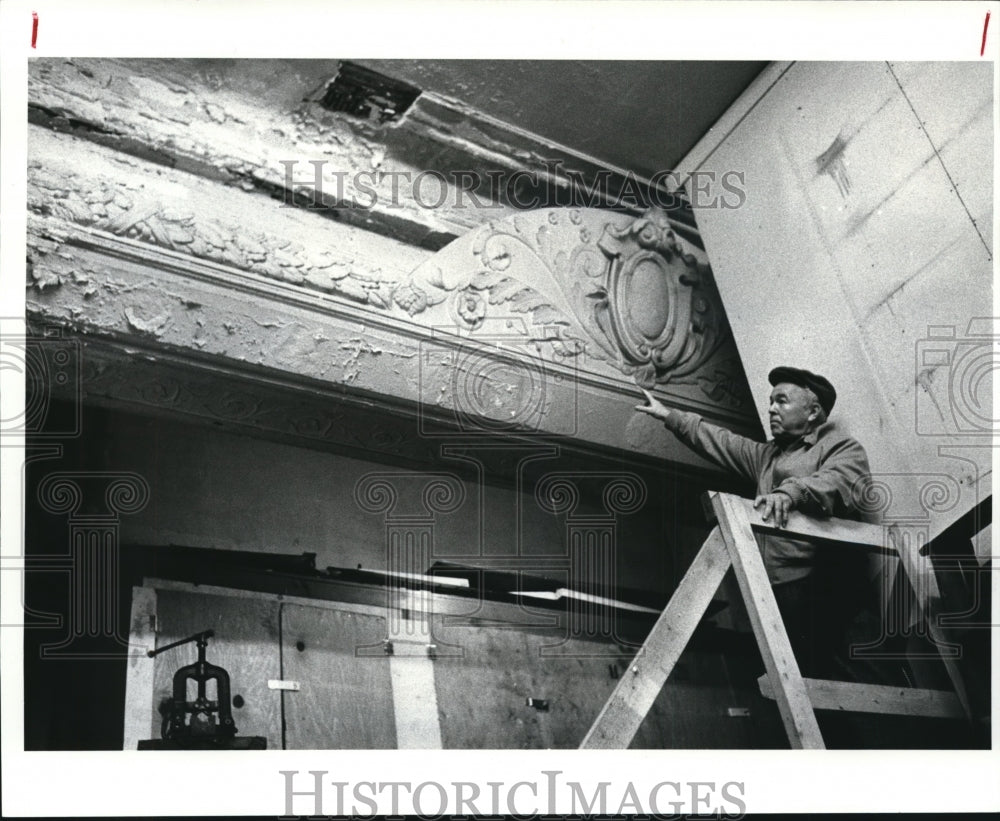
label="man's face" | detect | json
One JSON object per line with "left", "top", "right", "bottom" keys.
{"left": 768, "top": 382, "right": 817, "bottom": 441}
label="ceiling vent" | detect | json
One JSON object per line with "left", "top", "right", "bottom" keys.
{"left": 317, "top": 62, "right": 421, "bottom": 124}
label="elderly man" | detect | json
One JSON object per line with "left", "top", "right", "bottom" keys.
{"left": 636, "top": 366, "right": 872, "bottom": 679}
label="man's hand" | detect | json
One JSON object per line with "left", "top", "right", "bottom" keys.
{"left": 753, "top": 491, "right": 794, "bottom": 528}
{"left": 635, "top": 388, "right": 672, "bottom": 422}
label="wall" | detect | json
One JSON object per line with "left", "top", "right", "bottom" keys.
{"left": 26, "top": 58, "right": 763, "bottom": 466}
{"left": 24, "top": 402, "right": 733, "bottom": 751}
{"left": 22, "top": 58, "right": 764, "bottom": 751}
{"left": 28, "top": 402, "right": 713, "bottom": 603}
{"left": 126, "top": 581, "right": 792, "bottom": 752}
{"left": 688, "top": 61, "right": 994, "bottom": 538}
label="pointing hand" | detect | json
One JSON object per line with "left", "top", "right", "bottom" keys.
{"left": 635, "top": 388, "right": 670, "bottom": 421}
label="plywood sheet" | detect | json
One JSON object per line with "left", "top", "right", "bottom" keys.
{"left": 432, "top": 618, "right": 545, "bottom": 749}
{"left": 281, "top": 604, "right": 396, "bottom": 749}
{"left": 521, "top": 635, "right": 633, "bottom": 749}
{"left": 435, "top": 618, "right": 781, "bottom": 749}
{"left": 632, "top": 652, "right": 759, "bottom": 749}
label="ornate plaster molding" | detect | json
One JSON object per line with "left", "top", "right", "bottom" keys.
{"left": 27, "top": 127, "right": 428, "bottom": 310}
{"left": 403, "top": 207, "right": 749, "bottom": 400}
{"left": 27, "top": 131, "right": 754, "bottom": 419}
{"left": 27, "top": 125, "right": 756, "bottom": 430}
{"left": 34, "top": 330, "right": 739, "bottom": 513}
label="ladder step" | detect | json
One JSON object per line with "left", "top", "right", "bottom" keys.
{"left": 756, "top": 674, "right": 963, "bottom": 719}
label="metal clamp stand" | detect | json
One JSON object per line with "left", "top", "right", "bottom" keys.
{"left": 147, "top": 629, "right": 237, "bottom": 741}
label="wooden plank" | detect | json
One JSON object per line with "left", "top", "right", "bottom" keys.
{"left": 388, "top": 608, "right": 443, "bottom": 750}
{"left": 710, "top": 492, "right": 825, "bottom": 749}
{"left": 888, "top": 526, "right": 973, "bottom": 720}
{"left": 143, "top": 576, "right": 643, "bottom": 637}
{"left": 389, "top": 655, "right": 442, "bottom": 749}
{"left": 757, "top": 674, "right": 964, "bottom": 719}
{"left": 705, "top": 493, "right": 890, "bottom": 551}
{"left": 386, "top": 594, "right": 443, "bottom": 748}
{"left": 123, "top": 586, "right": 157, "bottom": 750}
{"left": 144, "top": 577, "right": 389, "bottom": 617}
{"left": 281, "top": 604, "right": 396, "bottom": 749}
{"left": 579, "top": 527, "right": 731, "bottom": 749}
{"left": 888, "top": 524, "right": 942, "bottom": 602}
{"left": 153, "top": 590, "right": 282, "bottom": 750}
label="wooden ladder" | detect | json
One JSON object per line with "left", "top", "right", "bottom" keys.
{"left": 580, "top": 491, "right": 972, "bottom": 749}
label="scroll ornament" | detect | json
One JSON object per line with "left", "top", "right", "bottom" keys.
{"left": 404, "top": 207, "right": 734, "bottom": 392}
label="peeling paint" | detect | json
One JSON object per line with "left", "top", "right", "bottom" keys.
{"left": 124, "top": 306, "right": 170, "bottom": 336}
{"left": 101, "top": 277, "right": 144, "bottom": 295}
{"left": 29, "top": 58, "right": 487, "bottom": 252}
{"left": 30, "top": 268, "right": 63, "bottom": 290}
{"left": 27, "top": 119, "right": 432, "bottom": 307}
{"left": 203, "top": 102, "right": 227, "bottom": 124}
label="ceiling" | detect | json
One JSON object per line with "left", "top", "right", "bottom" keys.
{"left": 358, "top": 60, "right": 768, "bottom": 177}
{"left": 169, "top": 59, "right": 766, "bottom": 180}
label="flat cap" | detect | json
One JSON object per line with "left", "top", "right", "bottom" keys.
{"left": 768, "top": 366, "right": 837, "bottom": 415}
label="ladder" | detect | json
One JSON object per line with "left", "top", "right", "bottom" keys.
{"left": 580, "top": 491, "right": 973, "bottom": 749}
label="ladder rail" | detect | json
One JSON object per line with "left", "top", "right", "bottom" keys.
{"left": 704, "top": 494, "right": 888, "bottom": 551}
{"left": 709, "top": 491, "right": 825, "bottom": 748}
{"left": 579, "top": 490, "right": 976, "bottom": 750}
{"left": 579, "top": 528, "right": 731, "bottom": 749}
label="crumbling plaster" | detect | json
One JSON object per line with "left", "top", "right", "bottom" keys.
{"left": 26, "top": 57, "right": 761, "bottom": 477}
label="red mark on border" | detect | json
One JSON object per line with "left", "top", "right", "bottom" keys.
{"left": 31, "top": 12, "right": 38, "bottom": 48}
{"left": 982, "top": 11, "right": 991, "bottom": 57}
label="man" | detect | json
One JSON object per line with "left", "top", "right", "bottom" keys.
{"left": 636, "top": 366, "right": 872, "bottom": 679}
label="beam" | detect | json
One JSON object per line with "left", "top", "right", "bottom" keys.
{"left": 888, "top": 526, "right": 973, "bottom": 720}
{"left": 579, "top": 527, "right": 731, "bottom": 749}
{"left": 704, "top": 493, "right": 890, "bottom": 551}
{"left": 122, "top": 586, "right": 158, "bottom": 750}
{"left": 757, "top": 675, "right": 964, "bottom": 720}
{"left": 709, "top": 491, "right": 825, "bottom": 749}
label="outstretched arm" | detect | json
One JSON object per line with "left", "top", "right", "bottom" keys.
{"left": 635, "top": 388, "right": 768, "bottom": 486}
